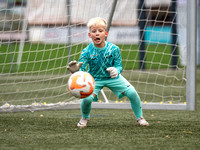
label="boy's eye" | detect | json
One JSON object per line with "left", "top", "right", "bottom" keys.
{"left": 91, "top": 28, "right": 104, "bottom": 33}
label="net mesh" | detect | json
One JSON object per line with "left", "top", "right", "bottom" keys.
{"left": 0, "top": 0, "right": 186, "bottom": 111}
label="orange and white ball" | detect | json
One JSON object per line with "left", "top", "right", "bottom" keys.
{"left": 68, "top": 71, "right": 95, "bottom": 98}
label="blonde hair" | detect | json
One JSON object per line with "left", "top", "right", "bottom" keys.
{"left": 87, "top": 17, "right": 107, "bottom": 30}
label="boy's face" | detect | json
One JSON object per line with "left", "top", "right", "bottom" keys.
{"left": 88, "top": 25, "right": 108, "bottom": 48}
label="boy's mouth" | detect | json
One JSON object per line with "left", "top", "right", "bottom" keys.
{"left": 94, "top": 38, "right": 100, "bottom": 42}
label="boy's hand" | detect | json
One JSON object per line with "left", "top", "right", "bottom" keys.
{"left": 67, "top": 61, "right": 83, "bottom": 73}
{"left": 106, "top": 67, "right": 118, "bottom": 78}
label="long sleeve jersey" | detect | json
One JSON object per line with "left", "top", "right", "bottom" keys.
{"left": 79, "top": 41, "right": 123, "bottom": 81}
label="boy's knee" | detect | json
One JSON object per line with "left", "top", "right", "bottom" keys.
{"left": 81, "top": 94, "right": 95, "bottom": 105}
{"left": 124, "top": 88, "right": 140, "bottom": 100}
{"left": 125, "top": 88, "right": 137, "bottom": 96}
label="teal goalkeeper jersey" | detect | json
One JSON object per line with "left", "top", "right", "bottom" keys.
{"left": 79, "top": 41, "right": 123, "bottom": 80}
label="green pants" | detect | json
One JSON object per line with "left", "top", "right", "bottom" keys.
{"left": 81, "top": 75, "right": 143, "bottom": 119}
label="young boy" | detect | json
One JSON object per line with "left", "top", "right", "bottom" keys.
{"left": 67, "top": 17, "right": 149, "bottom": 127}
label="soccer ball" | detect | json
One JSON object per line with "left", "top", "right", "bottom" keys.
{"left": 68, "top": 71, "right": 95, "bottom": 98}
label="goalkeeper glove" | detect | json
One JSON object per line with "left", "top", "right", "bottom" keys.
{"left": 67, "top": 61, "right": 83, "bottom": 73}
{"left": 106, "top": 67, "right": 118, "bottom": 78}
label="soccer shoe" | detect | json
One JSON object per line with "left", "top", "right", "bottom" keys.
{"left": 137, "top": 117, "right": 149, "bottom": 126}
{"left": 77, "top": 118, "right": 89, "bottom": 127}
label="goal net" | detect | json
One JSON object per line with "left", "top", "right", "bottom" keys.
{"left": 0, "top": 0, "right": 195, "bottom": 112}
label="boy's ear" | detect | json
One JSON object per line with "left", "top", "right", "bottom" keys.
{"left": 88, "top": 32, "right": 91, "bottom": 38}
{"left": 105, "top": 31, "right": 108, "bottom": 37}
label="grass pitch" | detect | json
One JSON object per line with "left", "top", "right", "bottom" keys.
{"left": 0, "top": 43, "right": 180, "bottom": 73}
{"left": 0, "top": 69, "right": 199, "bottom": 150}
{"left": 0, "top": 108, "right": 200, "bottom": 150}
{"left": 0, "top": 43, "right": 198, "bottom": 149}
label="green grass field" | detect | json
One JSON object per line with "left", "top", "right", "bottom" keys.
{"left": 0, "top": 43, "right": 198, "bottom": 149}
{"left": 0, "top": 43, "right": 180, "bottom": 73}
{"left": 0, "top": 70, "right": 199, "bottom": 150}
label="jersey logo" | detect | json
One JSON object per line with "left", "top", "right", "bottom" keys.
{"left": 91, "top": 55, "right": 98, "bottom": 57}
{"left": 105, "top": 55, "right": 112, "bottom": 58}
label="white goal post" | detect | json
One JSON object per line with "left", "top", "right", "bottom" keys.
{"left": 0, "top": 0, "right": 196, "bottom": 112}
